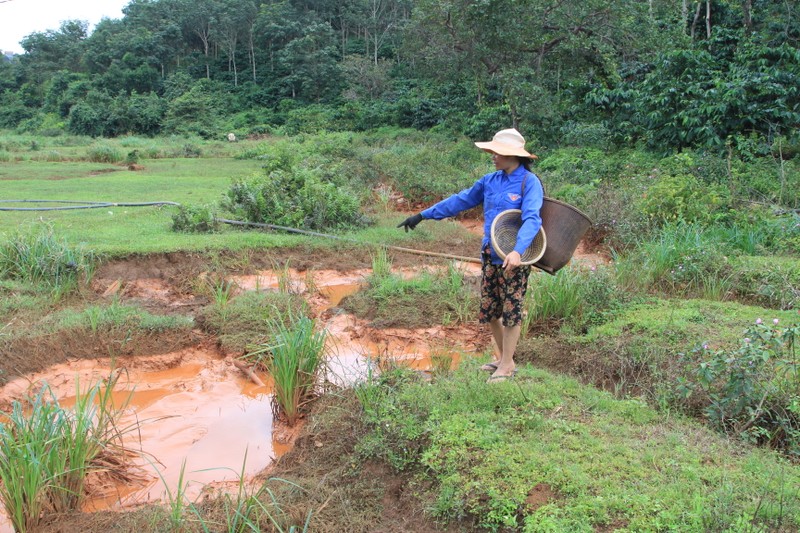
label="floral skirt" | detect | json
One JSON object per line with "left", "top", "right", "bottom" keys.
{"left": 478, "top": 246, "right": 531, "bottom": 327}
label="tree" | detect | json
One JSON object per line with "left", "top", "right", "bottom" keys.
{"left": 277, "top": 22, "right": 343, "bottom": 101}
{"left": 212, "top": 0, "right": 257, "bottom": 86}
{"left": 18, "top": 21, "right": 88, "bottom": 99}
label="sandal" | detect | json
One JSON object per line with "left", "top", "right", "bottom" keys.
{"left": 480, "top": 362, "right": 499, "bottom": 372}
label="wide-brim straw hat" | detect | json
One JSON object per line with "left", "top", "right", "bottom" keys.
{"left": 475, "top": 128, "right": 538, "bottom": 159}
{"left": 490, "top": 209, "right": 547, "bottom": 266}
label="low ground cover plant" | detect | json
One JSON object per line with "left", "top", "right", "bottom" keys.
{"left": 352, "top": 363, "right": 800, "bottom": 531}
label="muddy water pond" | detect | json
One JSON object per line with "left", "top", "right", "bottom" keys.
{"left": 0, "top": 265, "right": 483, "bottom": 527}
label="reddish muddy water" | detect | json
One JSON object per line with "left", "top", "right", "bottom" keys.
{"left": 0, "top": 264, "right": 483, "bottom": 529}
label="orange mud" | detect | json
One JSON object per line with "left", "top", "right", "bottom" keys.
{"left": 0, "top": 233, "right": 606, "bottom": 529}
{"left": 0, "top": 347, "right": 278, "bottom": 517}
{"left": 0, "top": 263, "right": 486, "bottom": 529}
{"left": 226, "top": 266, "right": 483, "bottom": 384}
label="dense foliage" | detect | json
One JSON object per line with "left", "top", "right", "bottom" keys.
{"left": 0, "top": 0, "right": 797, "bottom": 158}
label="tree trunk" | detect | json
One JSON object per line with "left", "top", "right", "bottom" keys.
{"left": 249, "top": 29, "right": 256, "bottom": 83}
{"left": 742, "top": 0, "right": 753, "bottom": 32}
{"left": 690, "top": 2, "right": 702, "bottom": 39}
{"left": 706, "top": 0, "right": 712, "bottom": 39}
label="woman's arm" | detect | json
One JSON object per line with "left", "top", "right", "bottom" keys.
{"left": 421, "top": 177, "right": 486, "bottom": 220}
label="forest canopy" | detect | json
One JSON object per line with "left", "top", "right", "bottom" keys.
{"left": 0, "top": 0, "right": 797, "bottom": 155}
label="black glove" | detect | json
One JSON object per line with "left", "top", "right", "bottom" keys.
{"left": 397, "top": 213, "right": 424, "bottom": 232}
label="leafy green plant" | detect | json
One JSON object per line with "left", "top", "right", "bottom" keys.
{"left": 248, "top": 315, "right": 326, "bottom": 426}
{"left": 639, "top": 173, "right": 729, "bottom": 226}
{"left": 223, "top": 167, "right": 366, "bottom": 232}
{"left": 171, "top": 204, "right": 221, "bottom": 233}
{"left": 682, "top": 319, "right": 800, "bottom": 454}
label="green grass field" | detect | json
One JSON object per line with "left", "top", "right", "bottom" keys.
{"left": 1, "top": 132, "right": 799, "bottom": 532}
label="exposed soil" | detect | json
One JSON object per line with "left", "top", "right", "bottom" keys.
{"left": 0, "top": 223, "right": 609, "bottom": 532}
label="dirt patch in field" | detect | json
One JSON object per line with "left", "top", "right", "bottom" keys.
{"left": 0, "top": 328, "right": 201, "bottom": 387}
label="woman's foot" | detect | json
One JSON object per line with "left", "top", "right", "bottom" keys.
{"left": 480, "top": 362, "right": 499, "bottom": 372}
{"left": 487, "top": 366, "right": 517, "bottom": 382}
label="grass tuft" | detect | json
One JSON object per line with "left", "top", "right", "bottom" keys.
{"left": 0, "top": 371, "right": 136, "bottom": 532}
{"left": 0, "top": 224, "right": 98, "bottom": 296}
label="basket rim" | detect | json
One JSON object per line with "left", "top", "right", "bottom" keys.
{"left": 490, "top": 209, "right": 547, "bottom": 266}
{"left": 542, "top": 196, "right": 593, "bottom": 223}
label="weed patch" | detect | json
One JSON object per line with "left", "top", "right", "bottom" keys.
{"left": 197, "top": 290, "right": 307, "bottom": 353}
{"left": 348, "top": 363, "right": 800, "bottom": 531}
{"left": 0, "top": 224, "right": 98, "bottom": 295}
{"left": 343, "top": 251, "right": 478, "bottom": 328}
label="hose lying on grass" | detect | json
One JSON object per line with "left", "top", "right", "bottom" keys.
{"left": 0, "top": 199, "right": 482, "bottom": 263}
{"left": 0, "top": 199, "right": 180, "bottom": 211}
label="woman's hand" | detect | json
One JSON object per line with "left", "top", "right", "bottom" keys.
{"left": 503, "top": 251, "right": 522, "bottom": 270}
{"left": 397, "top": 213, "right": 424, "bottom": 232}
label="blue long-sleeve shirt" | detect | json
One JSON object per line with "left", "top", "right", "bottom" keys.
{"left": 421, "top": 165, "right": 543, "bottom": 265}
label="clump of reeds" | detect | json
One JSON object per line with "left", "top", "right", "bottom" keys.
{"left": 0, "top": 372, "right": 135, "bottom": 532}
{"left": 0, "top": 223, "right": 98, "bottom": 295}
{"left": 246, "top": 313, "right": 327, "bottom": 426}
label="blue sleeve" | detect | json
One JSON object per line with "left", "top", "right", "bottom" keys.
{"left": 513, "top": 174, "right": 544, "bottom": 255}
{"left": 421, "top": 176, "right": 485, "bottom": 220}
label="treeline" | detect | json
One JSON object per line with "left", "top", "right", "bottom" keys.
{"left": 0, "top": 0, "right": 798, "bottom": 154}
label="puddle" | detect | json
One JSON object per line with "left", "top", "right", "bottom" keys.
{"left": 0, "top": 264, "right": 484, "bottom": 530}
{"left": 0, "top": 347, "right": 278, "bottom": 518}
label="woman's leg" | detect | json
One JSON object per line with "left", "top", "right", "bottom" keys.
{"left": 492, "top": 323, "right": 520, "bottom": 376}
{"left": 489, "top": 264, "right": 531, "bottom": 379}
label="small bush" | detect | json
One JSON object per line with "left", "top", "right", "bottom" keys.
{"left": 171, "top": 204, "right": 220, "bottom": 233}
{"left": 181, "top": 143, "right": 201, "bottom": 158}
{"left": 223, "top": 167, "right": 366, "bottom": 231}
{"left": 680, "top": 320, "right": 800, "bottom": 455}
{"left": 639, "top": 173, "right": 730, "bottom": 225}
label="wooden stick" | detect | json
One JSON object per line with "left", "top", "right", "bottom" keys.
{"left": 232, "top": 359, "right": 266, "bottom": 387}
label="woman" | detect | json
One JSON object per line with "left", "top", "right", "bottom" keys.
{"left": 398, "top": 128, "right": 543, "bottom": 382}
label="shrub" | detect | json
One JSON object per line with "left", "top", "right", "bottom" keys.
{"left": 639, "top": 173, "right": 729, "bottom": 225}
{"left": 680, "top": 320, "right": 800, "bottom": 455}
{"left": 223, "top": 168, "right": 366, "bottom": 231}
{"left": 171, "top": 204, "right": 220, "bottom": 233}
